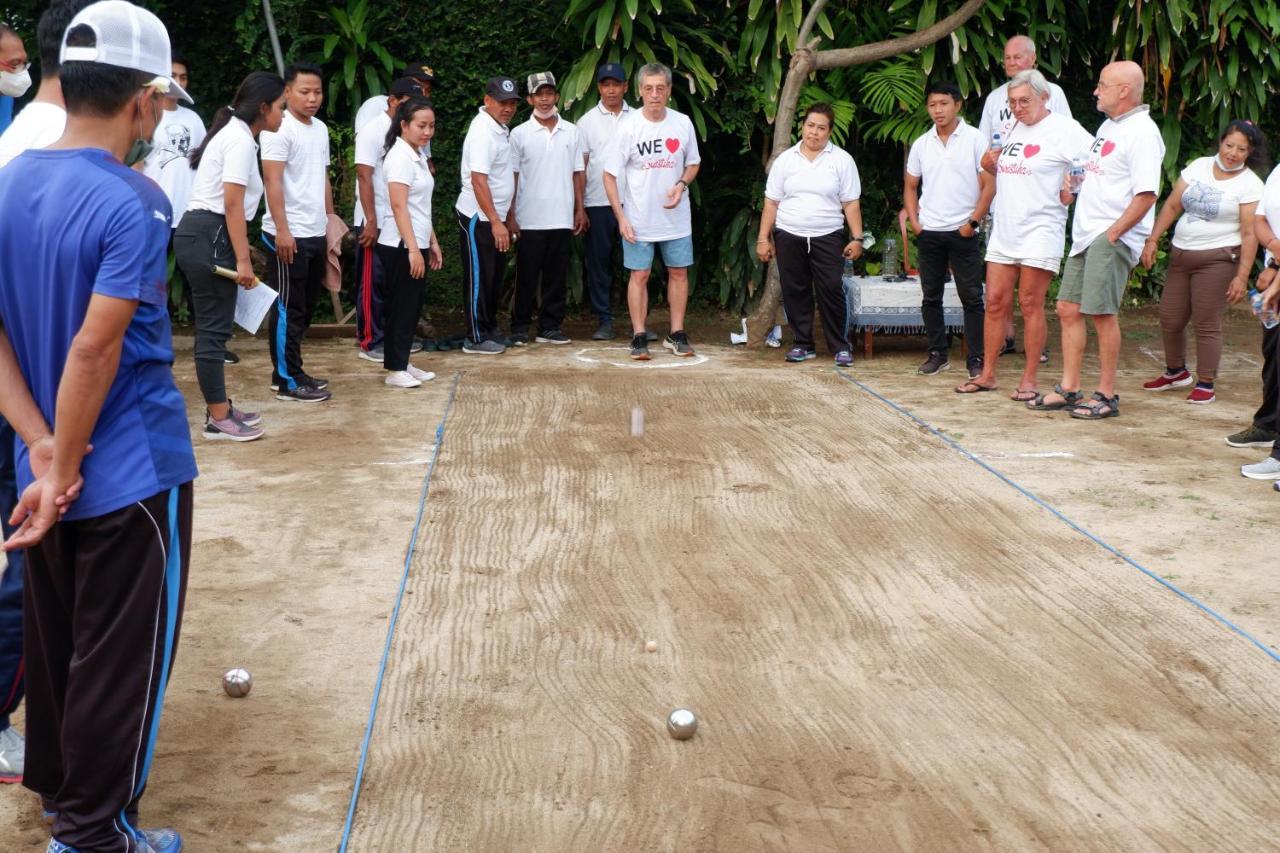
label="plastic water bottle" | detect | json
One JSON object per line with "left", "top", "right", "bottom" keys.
{"left": 1069, "top": 155, "right": 1087, "bottom": 194}
{"left": 1250, "top": 289, "right": 1279, "bottom": 329}
{"left": 843, "top": 258, "right": 855, "bottom": 279}
{"left": 882, "top": 237, "right": 900, "bottom": 278}
{"left": 990, "top": 131, "right": 1002, "bottom": 151}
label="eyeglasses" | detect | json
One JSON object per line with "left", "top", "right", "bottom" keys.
{"left": 1095, "top": 81, "right": 1125, "bottom": 90}
{"left": 1007, "top": 97, "right": 1038, "bottom": 108}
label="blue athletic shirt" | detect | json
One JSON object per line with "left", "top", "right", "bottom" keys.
{"left": 0, "top": 147, "right": 198, "bottom": 520}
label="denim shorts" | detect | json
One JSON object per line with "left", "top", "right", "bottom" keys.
{"left": 622, "top": 234, "right": 694, "bottom": 270}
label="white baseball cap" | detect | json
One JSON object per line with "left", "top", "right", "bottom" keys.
{"left": 59, "top": 0, "right": 192, "bottom": 103}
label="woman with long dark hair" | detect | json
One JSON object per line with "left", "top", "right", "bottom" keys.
{"left": 378, "top": 98, "right": 441, "bottom": 388}
{"left": 174, "top": 71, "right": 285, "bottom": 440}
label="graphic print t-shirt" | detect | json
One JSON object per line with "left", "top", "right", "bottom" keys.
{"left": 988, "top": 112, "right": 1094, "bottom": 259}
{"left": 1170, "top": 156, "right": 1263, "bottom": 252}
{"left": 143, "top": 106, "right": 207, "bottom": 229}
{"left": 605, "top": 108, "right": 701, "bottom": 241}
{"left": 1070, "top": 106, "right": 1165, "bottom": 261}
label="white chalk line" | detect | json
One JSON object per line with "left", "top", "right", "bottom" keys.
{"left": 1138, "top": 346, "right": 1164, "bottom": 365}
{"left": 979, "top": 450, "right": 1076, "bottom": 460}
{"left": 573, "top": 347, "right": 710, "bottom": 370}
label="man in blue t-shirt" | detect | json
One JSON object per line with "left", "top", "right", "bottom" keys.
{"left": 0, "top": 4, "right": 196, "bottom": 851}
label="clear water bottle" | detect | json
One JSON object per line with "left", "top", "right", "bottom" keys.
{"left": 843, "top": 257, "right": 855, "bottom": 279}
{"left": 1068, "top": 155, "right": 1087, "bottom": 194}
{"left": 990, "top": 131, "right": 1002, "bottom": 151}
{"left": 882, "top": 237, "right": 900, "bottom": 278}
{"left": 1250, "top": 289, "right": 1279, "bottom": 329}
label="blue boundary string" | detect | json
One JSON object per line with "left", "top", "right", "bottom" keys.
{"left": 338, "top": 370, "right": 464, "bottom": 852}
{"left": 834, "top": 369, "right": 1280, "bottom": 666}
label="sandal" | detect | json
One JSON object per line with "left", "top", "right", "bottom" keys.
{"left": 1026, "top": 384, "right": 1083, "bottom": 411}
{"left": 955, "top": 380, "right": 997, "bottom": 394}
{"left": 1069, "top": 391, "right": 1120, "bottom": 420}
{"left": 1009, "top": 387, "right": 1039, "bottom": 402}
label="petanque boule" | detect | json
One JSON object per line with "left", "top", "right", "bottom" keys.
{"left": 222, "top": 668, "right": 253, "bottom": 698}
{"left": 666, "top": 708, "right": 698, "bottom": 740}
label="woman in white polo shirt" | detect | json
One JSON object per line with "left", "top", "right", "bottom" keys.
{"left": 378, "top": 99, "right": 441, "bottom": 389}
{"left": 175, "top": 71, "right": 284, "bottom": 441}
{"left": 960, "top": 69, "right": 1092, "bottom": 400}
{"left": 1140, "top": 120, "right": 1266, "bottom": 405}
{"left": 756, "top": 103, "right": 863, "bottom": 367}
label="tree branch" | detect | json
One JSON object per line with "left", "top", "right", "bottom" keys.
{"left": 813, "top": 0, "right": 986, "bottom": 69}
{"left": 796, "top": 0, "right": 830, "bottom": 48}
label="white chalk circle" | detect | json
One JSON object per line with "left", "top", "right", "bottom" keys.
{"left": 573, "top": 347, "right": 710, "bottom": 370}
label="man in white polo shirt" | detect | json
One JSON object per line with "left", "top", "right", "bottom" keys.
{"left": 508, "top": 71, "right": 586, "bottom": 346}
{"left": 261, "top": 61, "right": 334, "bottom": 402}
{"left": 604, "top": 62, "right": 701, "bottom": 360}
{"left": 577, "top": 62, "right": 633, "bottom": 340}
{"left": 905, "top": 80, "right": 994, "bottom": 378}
{"left": 1042, "top": 60, "right": 1163, "bottom": 420}
{"left": 456, "top": 75, "right": 521, "bottom": 355}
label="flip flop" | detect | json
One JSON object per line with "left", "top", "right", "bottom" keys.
{"left": 1009, "top": 388, "right": 1039, "bottom": 402}
{"left": 955, "top": 380, "right": 998, "bottom": 394}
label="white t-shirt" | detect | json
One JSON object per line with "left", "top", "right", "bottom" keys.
{"left": 0, "top": 102, "right": 66, "bottom": 169}
{"left": 511, "top": 115, "right": 585, "bottom": 231}
{"left": 144, "top": 106, "right": 206, "bottom": 229}
{"left": 260, "top": 110, "right": 331, "bottom": 238}
{"left": 605, "top": 107, "right": 702, "bottom": 242}
{"left": 456, "top": 107, "right": 515, "bottom": 221}
{"left": 378, "top": 137, "right": 434, "bottom": 249}
{"left": 355, "top": 95, "right": 388, "bottom": 135}
{"left": 1070, "top": 106, "right": 1166, "bottom": 261}
{"left": 764, "top": 141, "right": 860, "bottom": 238}
{"left": 353, "top": 96, "right": 428, "bottom": 225}
{"left": 353, "top": 111, "right": 391, "bottom": 229}
{"left": 1170, "top": 156, "right": 1264, "bottom": 251}
{"left": 1258, "top": 166, "right": 1280, "bottom": 264}
{"left": 906, "top": 119, "right": 986, "bottom": 231}
{"left": 978, "top": 80, "right": 1072, "bottom": 143}
{"left": 577, "top": 99, "right": 634, "bottom": 208}
{"left": 988, "top": 112, "right": 1094, "bottom": 259}
{"left": 186, "top": 117, "right": 264, "bottom": 221}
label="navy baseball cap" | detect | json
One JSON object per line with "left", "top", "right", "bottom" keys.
{"left": 596, "top": 62, "right": 626, "bottom": 83}
{"left": 389, "top": 77, "right": 422, "bottom": 98}
{"left": 401, "top": 61, "right": 436, "bottom": 83}
{"left": 485, "top": 76, "right": 520, "bottom": 101}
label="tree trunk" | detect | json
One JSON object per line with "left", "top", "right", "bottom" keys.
{"left": 743, "top": 0, "right": 987, "bottom": 345}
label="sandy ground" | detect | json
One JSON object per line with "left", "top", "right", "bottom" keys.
{"left": 3, "top": 304, "right": 1280, "bottom": 850}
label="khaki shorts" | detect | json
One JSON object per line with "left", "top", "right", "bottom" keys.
{"left": 984, "top": 249, "right": 1061, "bottom": 275}
{"left": 1058, "top": 237, "right": 1133, "bottom": 315}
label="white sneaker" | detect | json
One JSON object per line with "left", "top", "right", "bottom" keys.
{"left": 0, "top": 726, "right": 23, "bottom": 782}
{"left": 385, "top": 370, "right": 422, "bottom": 388}
{"left": 406, "top": 365, "right": 436, "bottom": 382}
{"left": 764, "top": 324, "right": 782, "bottom": 348}
{"left": 1241, "top": 457, "right": 1280, "bottom": 480}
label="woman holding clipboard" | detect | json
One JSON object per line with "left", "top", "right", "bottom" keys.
{"left": 175, "top": 71, "right": 285, "bottom": 441}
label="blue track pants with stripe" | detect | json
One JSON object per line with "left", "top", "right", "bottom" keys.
{"left": 455, "top": 208, "right": 509, "bottom": 343}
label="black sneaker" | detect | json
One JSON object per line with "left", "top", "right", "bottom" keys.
{"left": 999, "top": 337, "right": 1016, "bottom": 356}
{"left": 917, "top": 352, "right": 950, "bottom": 375}
{"left": 592, "top": 322, "right": 617, "bottom": 341}
{"left": 536, "top": 330, "right": 570, "bottom": 345}
{"left": 224, "top": 350, "right": 240, "bottom": 364}
{"left": 663, "top": 330, "right": 695, "bottom": 357}
{"left": 276, "top": 383, "right": 332, "bottom": 403}
{"left": 1040, "top": 347, "right": 1050, "bottom": 364}
{"left": 644, "top": 329, "right": 659, "bottom": 342}
{"left": 492, "top": 334, "right": 514, "bottom": 348}
{"left": 1226, "top": 424, "right": 1280, "bottom": 448}
{"left": 966, "top": 356, "right": 983, "bottom": 379}
{"left": 509, "top": 332, "right": 529, "bottom": 347}
{"left": 630, "top": 333, "right": 650, "bottom": 360}
{"left": 299, "top": 373, "right": 329, "bottom": 390}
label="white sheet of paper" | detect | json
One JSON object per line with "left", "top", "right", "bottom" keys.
{"left": 234, "top": 283, "right": 278, "bottom": 334}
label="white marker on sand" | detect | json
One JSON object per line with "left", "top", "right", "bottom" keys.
{"left": 631, "top": 407, "right": 645, "bottom": 437}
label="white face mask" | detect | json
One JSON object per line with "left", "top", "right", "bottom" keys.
{"left": 533, "top": 105, "right": 558, "bottom": 120}
{"left": 1215, "top": 154, "right": 1245, "bottom": 173}
{"left": 0, "top": 68, "right": 31, "bottom": 98}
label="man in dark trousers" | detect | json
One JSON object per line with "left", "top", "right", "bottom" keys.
{"left": 0, "top": 3, "right": 197, "bottom": 850}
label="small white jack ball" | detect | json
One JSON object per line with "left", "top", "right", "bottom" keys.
{"left": 222, "top": 667, "right": 253, "bottom": 698}
{"left": 667, "top": 708, "right": 697, "bottom": 740}
{"left": 645, "top": 640, "right": 658, "bottom": 653}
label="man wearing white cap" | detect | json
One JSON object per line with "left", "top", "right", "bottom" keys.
{"left": 0, "top": 3, "right": 194, "bottom": 851}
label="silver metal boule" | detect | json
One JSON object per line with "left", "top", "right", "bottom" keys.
{"left": 222, "top": 667, "right": 253, "bottom": 698}
{"left": 667, "top": 708, "right": 697, "bottom": 740}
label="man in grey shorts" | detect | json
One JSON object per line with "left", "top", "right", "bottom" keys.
{"left": 1045, "top": 61, "right": 1164, "bottom": 419}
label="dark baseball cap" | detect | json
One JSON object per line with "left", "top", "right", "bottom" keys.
{"left": 485, "top": 76, "right": 520, "bottom": 101}
{"left": 401, "top": 61, "right": 436, "bottom": 83}
{"left": 389, "top": 77, "right": 422, "bottom": 98}
{"left": 596, "top": 62, "right": 626, "bottom": 83}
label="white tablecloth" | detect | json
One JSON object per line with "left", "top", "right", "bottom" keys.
{"left": 842, "top": 274, "right": 969, "bottom": 333}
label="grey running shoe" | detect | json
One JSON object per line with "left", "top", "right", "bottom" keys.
{"left": 203, "top": 412, "right": 265, "bottom": 442}
{"left": 298, "top": 373, "right": 329, "bottom": 390}
{"left": 357, "top": 346, "right": 384, "bottom": 363}
{"left": 276, "top": 384, "right": 332, "bottom": 403}
{"left": 918, "top": 352, "right": 950, "bottom": 375}
{"left": 0, "top": 726, "right": 23, "bottom": 782}
{"left": 629, "top": 333, "right": 650, "bottom": 360}
{"left": 1226, "top": 425, "right": 1278, "bottom": 448}
{"left": 834, "top": 350, "right": 853, "bottom": 367}
{"left": 785, "top": 346, "right": 815, "bottom": 362}
{"left": 644, "top": 329, "right": 659, "bottom": 342}
{"left": 1241, "top": 457, "right": 1280, "bottom": 480}
{"left": 509, "top": 332, "right": 529, "bottom": 347}
{"left": 536, "top": 330, "right": 571, "bottom": 344}
{"left": 592, "top": 322, "right": 616, "bottom": 340}
{"left": 410, "top": 339, "right": 424, "bottom": 354}
{"left": 663, "top": 330, "right": 695, "bottom": 357}
{"left": 227, "top": 399, "right": 261, "bottom": 427}
{"left": 462, "top": 338, "right": 505, "bottom": 355}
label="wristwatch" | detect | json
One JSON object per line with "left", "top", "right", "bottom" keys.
{"left": 967, "top": 219, "right": 981, "bottom": 230}
{"left": 1268, "top": 257, "right": 1280, "bottom": 271}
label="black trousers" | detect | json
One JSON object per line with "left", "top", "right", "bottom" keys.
{"left": 265, "top": 234, "right": 326, "bottom": 391}
{"left": 456, "top": 209, "right": 509, "bottom": 343}
{"left": 173, "top": 210, "right": 237, "bottom": 406}
{"left": 355, "top": 240, "right": 387, "bottom": 352}
{"left": 513, "top": 228, "right": 571, "bottom": 334}
{"left": 917, "top": 228, "right": 985, "bottom": 357}
{"left": 1255, "top": 323, "right": 1280, "bottom": 459}
{"left": 774, "top": 228, "right": 850, "bottom": 353}
{"left": 583, "top": 206, "right": 618, "bottom": 322}
{"left": 25, "top": 483, "right": 193, "bottom": 852}
{"left": 377, "top": 243, "right": 427, "bottom": 372}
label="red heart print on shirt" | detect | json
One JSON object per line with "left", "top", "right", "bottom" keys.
{"left": 1023, "top": 144, "right": 1041, "bottom": 158}
{"left": 1101, "top": 140, "right": 1116, "bottom": 156}
{"left": 665, "top": 138, "right": 681, "bottom": 153}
